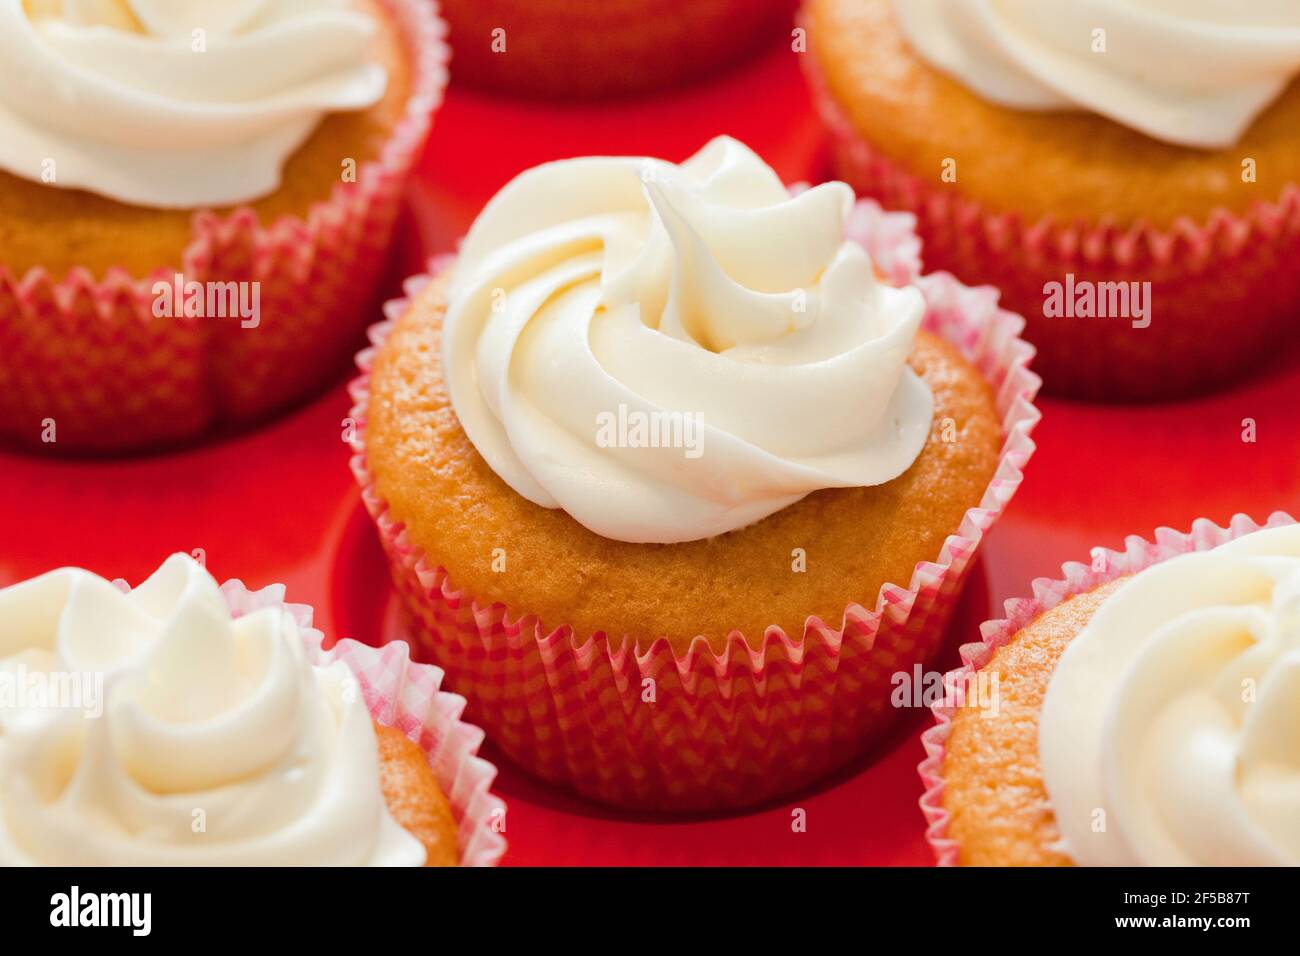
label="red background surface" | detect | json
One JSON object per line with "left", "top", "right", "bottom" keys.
{"left": 2, "top": 39, "right": 1298, "bottom": 865}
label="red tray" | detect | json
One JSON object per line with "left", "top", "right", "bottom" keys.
{"left": 3, "top": 40, "right": 1298, "bottom": 866}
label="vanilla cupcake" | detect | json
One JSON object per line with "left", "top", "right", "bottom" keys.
{"left": 0, "top": 554, "right": 505, "bottom": 866}
{"left": 0, "top": 0, "right": 448, "bottom": 452}
{"left": 441, "top": 0, "right": 797, "bottom": 98}
{"left": 922, "top": 515, "right": 1300, "bottom": 866}
{"left": 803, "top": 0, "right": 1300, "bottom": 400}
{"left": 352, "top": 136, "right": 1040, "bottom": 811}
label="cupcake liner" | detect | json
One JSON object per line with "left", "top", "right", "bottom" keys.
{"left": 348, "top": 200, "right": 1041, "bottom": 812}
{"left": 0, "top": 0, "right": 450, "bottom": 454}
{"left": 917, "top": 510, "right": 1298, "bottom": 866}
{"left": 195, "top": 574, "right": 507, "bottom": 867}
{"left": 802, "top": 49, "right": 1300, "bottom": 401}
{"left": 439, "top": 0, "right": 799, "bottom": 99}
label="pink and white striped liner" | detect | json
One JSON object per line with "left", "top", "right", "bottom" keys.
{"left": 348, "top": 200, "right": 1042, "bottom": 812}
{"left": 918, "top": 510, "right": 1297, "bottom": 866}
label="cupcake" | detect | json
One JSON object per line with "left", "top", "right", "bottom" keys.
{"left": 921, "top": 514, "right": 1299, "bottom": 866}
{"left": 440, "top": 0, "right": 798, "bottom": 98}
{"left": 801, "top": 0, "right": 1300, "bottom": 400}
{"left": 0, "top": 0, "right": 448, "bottom": 453}
{"left": 351, "top": 136, "right": 1040, "bottom": 811}
{"left": 0, "top": 553, "right": 506, "bottom": 866}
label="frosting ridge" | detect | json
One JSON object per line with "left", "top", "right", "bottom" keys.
{"left": 0, "top": 553, "right": 425, "bottom": 866}
{"left": 892, "top": 0, "right": 1300, "bottom": 148}
{"left": 443, "top": 136, "right": 934, "bottom": 544}
{"left": 0, "top": 0, "right": 387, "bottom": 206}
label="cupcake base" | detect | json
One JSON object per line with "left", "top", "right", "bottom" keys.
{"left": 439, "top": 0, "right": 798, "bottom": 99}
{"left": 350, "top": 202, "right": 1041, "bottom": 813}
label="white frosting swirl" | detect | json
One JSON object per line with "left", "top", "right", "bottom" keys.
{"left": 1040, "top": 524, "right": 1300, "bottom": 866}
{"left": 892, "top": 0, "right": 1300, "bottom": 148}
{"left": 0, "top": 0, "right": 387, "bottom": 207}
{"left": 443, "top": 136, "right": 934, "bottom": 544}
{"left": 0, "top": 554, "right": 425, "bottom": 866}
